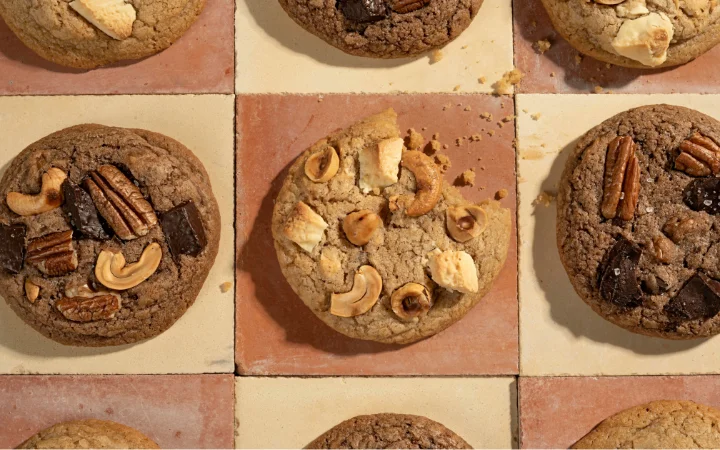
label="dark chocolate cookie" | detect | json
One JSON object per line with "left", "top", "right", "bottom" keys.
{"left": 0, "top": 124, "right": 220, "bottom": 346}
{"left": 278, "top": 0, "right": 483, "bottom": 58}
{"left": 557, "top": 104, "right": 720, "bottom": 339}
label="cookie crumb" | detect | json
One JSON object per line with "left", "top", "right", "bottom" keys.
{"left": 317, "top": 95, "right": 324, "bottom": 103}
{"left": 453, "top": 85, "right": 461, "bottom": 92}
{"left": 534, "top": 39, "right": 552, "bottom": 54}
{"left": 488, "top": 130, "right": 496, "bottom": 137}
{"left": 550, "top": 71, "right": 556, "bottom": 77}
{"left": 574, "top": 54, "right": 583, "bottom": 65}
{"left": 426, "top": 139, "right": 443, "bottom": 155}
{"left": 455, "top": 169, "right": 476, "bottom": 187}
{"left": 496, "top": 188, "right": 508, "bottom": 200}
{"left": 522, "top": 109, "right": 529, "bottom": 113}
{"left": 533, "top": 191, "right": 556, "bottom": 207}
{"left": 220, "top": 281, "right": 233, "bottom": 293}
{"left": 492, "top": 69, "right": 525, "bottom": 95}
{"left": 531, "top": 113, "right": 542, "bottom": 121}
{"left": 502, "top": 115, "right": 515, "bottom": 123}
{"left": 443, "top": 103, "right": 452, "bottom": 111}
{"left": 406, "top": 128, "right": 425, "bottom": 150}
{"left": 432, "top": 132, "right": 441, "bottom": 140}
{"left": 456, "top": 138, "right": 464, "bottom": 147}
{"left": 480, "top": 112, "right": 493, "bottom": 121}
{"left": 594, "top": 85, "right": 604, "bottom": 94}
{"left": 434, "top": 154, "right": 452, "bottom": 172}
{"left": 470, "top": 134, "right": 483, "bottom": 142}
{"left": 478, "top": 76, "right": 487, "bottom": 84}
{"left": 464, "top": 106, "right": 472, "bottom": 111}
{"left": 430, "top": 49, "right": 444, "bottom": 64}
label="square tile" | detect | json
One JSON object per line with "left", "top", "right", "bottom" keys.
{"left": 513, "top": 0, "right": 720, "bottom": 94}
{"left": 519, "top": 375, "right": 720, "bottom": 449}
{"left": 235, "top": 0, "right": 513, "bottom": 94}
{"left": 235, "top": 376, "right": 517, "bottom": 449}
{"left": 0, "top": 0, "right": 234, "bottom": 95}
{"left": 517, "top": 94, "right": 720, "bottom": 376}
{"left": 236, "top": 94, "right": 518, "bottom": 376}
{"left": 0, "top": 95, "right": 235, "bottom": 374}
{"left": 0, "top": 374, "right": 234, "bottom": 449}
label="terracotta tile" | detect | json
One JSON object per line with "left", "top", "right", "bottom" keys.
{"left": 0, "top": 0, "right": 234, "bottom": 95}
{"left": 235, "top": 94, "right": 518, "bottom": 376}
{"left": 519, "top": 376, "right": 720, "bottom": 449}
{"left": 513, "top": 0, "right": 720, "bottom": 94}
{"left": 0, "top": 374, "right": 234, "bottom": 449}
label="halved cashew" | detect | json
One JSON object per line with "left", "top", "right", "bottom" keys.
{"left": 330, "top": 265, "right": 382, "bottom": 317}
{"left": 305, "top": 146, "right": 340, "bottom": 182}
{"left": 6, "top": 168, "right": 67, "bottom": 216}
{"left": 391, "top": 283, "right": 432, "bottom": 321}
{"left": 401, "top": 151, "right": 442, "bottom": 217}
{"left": 25, "top": 279, "right": 40, "bottom": 303}
{"left": 446, "top": 205, "right": 488, "bottom": 243}
{"left": 342, "top": 210, "right": 382, "bottom": 246}
{"left": 95, "top": 242, "right": 162, "bottom": 290}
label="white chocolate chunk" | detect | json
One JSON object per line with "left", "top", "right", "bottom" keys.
{"left": 283, "top": 202, "right": 328, "bottom": 253}
{"left": 69, "top": 0, "right": 136, "bottom": 40}
{"left": 427, "top": 249, "right": 479, "bottom": 294}
{"left": 616, "top": 0, "right": 650, "bottom": 18}
{"left": 358, "top": 138, "right": 403, "bottom": 193}
{"left": 611, "top": 13, "right": 674, "bottom": 67}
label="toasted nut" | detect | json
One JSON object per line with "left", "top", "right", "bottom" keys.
{"left": 675, "top": 133, "right": 720, "bottom": 176}
{"left": 401, "top": 150, "right": 442, "bottom": 217}
{"left": 283, "top": 202, "right": 328, "bottom": 253}
{"left": 342, "top": 210, "right": 382, "bottom": 246}
{"left": 330, "top": 265, "right": 382, "bottom": 317}
{"left": 663, "top": 212, "right": 711, "bottom": 243}
{"left": 95, "top": 242, "right": 162, "bottom": 290}
{"left": 651, "top": 235, "right": 678, "bottom": 264}
{"left": 618, "top": 151, "right": 640, "bottom": 221}
{"left": 446, "top": 205, "right": 487, "bottom": 242}
{"left": 26, "top": 231, "right": 79, "bottom": 277}
{"left": 393, "top": 0, "right": 430, "bottom": 13}
{"left": 6, "top": 168, "right": 67, "bottom": 216}
{"left": 601, "top": 137, "right": 639, "bottom": 220}
{"left": 305, "top": 146, "right": 340, "bottom": 182}
{"left": 391, "top": 283, "right": 432, "bottom": 320}
{"left": 69, "top": 0, "right": 137, "bottom": 40}
{"left": 25, "top": 279, "right": 40, "bottom": 303}
{"left": 56, "top": 294, "right": 121, "bottom": 322}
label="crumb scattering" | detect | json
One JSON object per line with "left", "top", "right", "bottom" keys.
{"left": 434, "top": 154, "right": 451, "bottom": 173}
{"left": 534, "top": 39, "right": 552, "bottom": 54}
{"left": 426, "top": 139, "right": 442, "bottom": 155}
{"left": 480, "top": 112, "right": 493, "bottom": 121}
{"left": 430, "top": 49, "right": 444, "bottom": 64}
{"left": 406, "top": 128, "right": 425, "bottom": 150}
{"left": 478, "top": 76, "right": 487, "bottom": 84}
{"left": 492, "top": 69, "right": 524, "bottom": 95}
{"left": 455, "top": 169, "right": 476, "bottom": 187}
{"left": 470, "top": 134, "right": 482, "bottom": 142}
{"left": 496, "top": 188, "right": 509, "bottom": 200}
{"left": 531, "top": 113, "right": 542, "bottom": 121}
{"left": 220, "top": 282, "right": 233, "bottom": 293}
{"left": 533, "top": 191, "right": 556, "bottom": 207}
{"left": 594, "top": 85, "right": 604, "bottom": 94}
{"left": 453, "top": 85, "right": 461, "bottom": 92}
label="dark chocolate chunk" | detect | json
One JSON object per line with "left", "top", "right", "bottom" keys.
{"left": 160, "top": 201, "right": 207, "bottom": 260}
{"left": 665, "top": 273, "right": 720, "bottom": 321}
{"left": 338, "top": 0, "right": 387, "bottom": 22}
{"left": 61, "top": 180, "right": 110, "bottom": 240}
{"left": 599, "top": 237, "right": 643, "bottom": 308}
{"left": 683, "top": 177, "right": 720, "bottom": 215}
{"left": 0, "top": 223, "right": 26, "bottom": 274}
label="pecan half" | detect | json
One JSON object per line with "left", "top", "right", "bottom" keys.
{"left": 392, "top": 0, "right": 429, "bottom": 13}
{"left": 601, "top": 136, "right": 640, "bottom": 220}
{"left": 26, "top": 230, "right": 78, "bottom": 276}
{"left": 675, "top": 133, "right": 720, "bottom": 177}
{"left": 663, "top": 211, "right": 711, "bottom": 244}
{"left": 55, "top": 294, "right": 121, "bottom": 322}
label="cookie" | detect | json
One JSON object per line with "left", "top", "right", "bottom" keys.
{"left": 278, "top": 0, "right": 483, "bottom": 58}
{"left": 540, "top": 0, "right": 720, "bottom": 68}
{"left": 0, "top": 124, "right": 220, "bottom": 346}
{"left": 0, "top": 0, "right": 205, "bottom": 69}
{"left": 557, "top": 104, "right": 720, "bottom": 339}
{"left": 272, "top": 109, "right": 511, "bottom": 345}
{"left": 306, "top": 413, "right": 471, "bottom": 449}
{"left": 18, "top": 419, "right": 159, "bottom": 449}
{"left": 572, "top": 400, "right": 720, "bottom": 449}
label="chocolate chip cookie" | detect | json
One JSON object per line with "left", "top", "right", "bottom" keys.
{"left": 557, "top": 104, "right": 720, "bottom": 339}
{"left": 278, "top": 0, "right": 482, "bottom": 58}
{"left": 18, "top": 419, "right": 159, "bottom": 449}
{"left": 0, "top": 124, "right": 220, "bottom": 346}
{"left": 0, "top": 0, "right": 205, "bottom": 69}
{"left": 573, "top": 400, "right": 720, "bottom": 449}
{"left": 541, "top": 0, "right": 720, "bottom": 68}
{"left": 306, "top": 413, "right": 472, "bottom": 449}
{"left": 272, "top": 109, "right": 511, "bottom": 345}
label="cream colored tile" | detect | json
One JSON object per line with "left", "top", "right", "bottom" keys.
{"left": 517, "top": 94, "right": 720, "bottom": 376}
{"left": 236, "top": 0, "right": 513, "bottom": 94}
{"left": 0, "top": 95, "right": 235, "bottom": 374}
{"left": 235, "top": 377, "right": 517, "bottom": 449}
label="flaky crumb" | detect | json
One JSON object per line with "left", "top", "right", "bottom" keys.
{"left": 531, "top": 113, "right": 542, "bottom": 121}
{"left": 464, "top": 106, "right": 472, "bottom": 111}
{"left": 455, "top": 169, "right": 476, "bottom": 187}
{"left": 430, "top": 49, "right": 444, "bottom": 64}
{"left": 434, "top": 154, "right": 452, "bottom": 173}
{"left": 470, "top": 134, "right": 482, "bottom": 142}
{"left": 456, "top": 138, "right": 464, "bottom": 147}
{"left": 533, "top": 191, "right": 556, "bottom": 207}
{"left": 594, "top": 85, "right": 604, "bottom": 94}
{"left": 442, "top": 103, "right": 452, "bottom": 111}
{"left": 406, "top": 128, "right": 425, "bottom": 150}
{"left": 480, "top": 112, "right": 493, "bottom": 121}
{"left": 432, "top": 133, "right": 441, "bottom": 140}
{"left": 488, "top": 130, "right": 496, "bottom": 137}
{"left": 478, "top": 76, "right": 487, "bottom": 84}
{"left": 426, "top": 139, "right": 442, "bottom": 155}
{"left": 496, "top": 188, "right": 509, "bottom": 200}
{"left": 453, "top": 85, "right": 461, "bottom": 92}
{"left": 502, "top": 115, "right": 515, "bottom": 123}
{"left": 575, "top": 54, "right": 583, "bottom": 65}
{"left": 220, "top": 282, "right": 233, "bottom": 293}
{"left": 534, "top": 39, "right": 552, "bottom": 54}
{"left": 492, "top": 69, "right": 525, "bottom": 95}
{"left": 550, "top": 71, "right": 556, "bottom": 77}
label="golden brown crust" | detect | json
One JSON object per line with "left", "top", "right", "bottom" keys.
{"left": 18, "top": 419, "right": 159, "bottom": 449}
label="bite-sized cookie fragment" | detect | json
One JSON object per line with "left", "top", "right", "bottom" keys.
{"left": 18, "top": 419, "right": 159, "bottom": 449}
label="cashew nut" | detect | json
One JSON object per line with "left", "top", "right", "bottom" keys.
{"left": 391, "top": 283, "right": 432, "bottom": 321}
{"left": 330, "top": 265, "right": 382, "bottom": 317}
{"left": 446, "top": 205, "right": 487, "bottom": 243}
{"left": 95, "top": 242, "right": 162, "bottom": 290}
{"left": 305, "top": 146, "right": 340, "bottom": 182}
{"left": 6, "top": 168, "right": 67, "bottom": 216}
{"left": 401, "top": 151, "right": 442, "bottom": 217}
{"left": 25, "top": 279, "right": 40, "bottom": 303}
{"left": 342, "top": 210, "right": 382, "bottom": 246}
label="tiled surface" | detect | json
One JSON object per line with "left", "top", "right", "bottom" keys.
{"left": 0, "top": 0, "right": 234, "bottom": 95}
{"left": 235, "top": 0, "right": 513, "bottom": 94}
{"left": 517, "top": 94, "right": 720, "bottom": 376}
{"left": 513, "top": 0, "right": 720, "bottom": 94}
{"left": 0, "top": 95, "right": 235, "bottom": 374}
{"left": 0, "top": 374, "right": 234, "bottom": 449}
{"left": 235, "top": 93, "right": 518, "bottom": 376}
{"left": 519, "top": 375, "right": 720, "bottom": 449}
{"left": 235, "top": 376, "right": 517, "bottom": 449}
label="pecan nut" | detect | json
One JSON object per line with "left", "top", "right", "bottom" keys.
{"left": 26, "top": 230, "right": 78, "bottom": 276}
{"left": 84, "top": 165, "right": 158, "bottom": 240}
{"left": 601, "top": 136, "right": 640, "bottom": 221}
{"left": 650, "top": 235, "right": 677, "bottom": 264}
{"left": 392, "top": 0, "right": 429, "bottom": 13}
{"left": 674, "top": 133, "right": 720, "bottom": 177}
{"left": 663, "top": 211, "right": 711, "bottom": 243}
{"left": 56, "top": 294, "right": 121, "bottom": 322}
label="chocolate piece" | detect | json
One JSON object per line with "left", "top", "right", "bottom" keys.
{"left": 61, "top": 180, "right": 110, "bottom": 240}
{"left": 160, "top": 201, "right": 207, "bottom": 259}
{"left": 683, "top": 177, "right": 720, "bottom": 214}
{"left": 0, "top": 223, "right": 26, "bottom": 273}
{"left": 599, "top": 237, "right": 643, "bottom": 308}
{"left": 665, "top": 273, "right": 720, "bottom": 321}
{"left": 338, "top": 0, "right": 387, "bottom": 22}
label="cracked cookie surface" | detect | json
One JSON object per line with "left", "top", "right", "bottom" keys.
{"left": 18, "top": 419, "right": 159, "bottom": 449}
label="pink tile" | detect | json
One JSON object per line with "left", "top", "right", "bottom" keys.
{"left": 0, "top": 0, "right": 233, "bottom": 95}
{"left": 513, "top": 0, "right": 720, "bottom": 94}
{"left": 519, "top": 376, "right": 720, "bottom": 448}
{"left": 0, "top": 374, "right": 234, "bottom": 449}
{"left": 235, "top": 94, "right": 518, "bottom": 376}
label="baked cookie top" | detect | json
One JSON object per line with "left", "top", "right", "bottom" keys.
{"left": 0, "top": 0, "right": 205, "bottom": 69}
{"left": 18, "top": 419, "right": 159, "bottom": 449}
{"left": 306, "top": 413, "right": 472, "bottom": 449}
{"left": 277, "top": 0, "right": 482, "bottom": 58}
{"left": 572, "top": 400, "right": 720, "bottom": 449}
{"left": 540, "top": 0, "right": 720, "bottom": 68}
{"left": 557, "top": 104, "right": 720, "bottom": 339}
{"left": 0, "top": 124, "right": 220, "bottom": 347}
{"left": 272, "top": 109, "right": 510, "bottom": 345}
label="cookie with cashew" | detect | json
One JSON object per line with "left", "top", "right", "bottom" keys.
{"left": 272, "top": 109, "right": 511, "bottom": 344}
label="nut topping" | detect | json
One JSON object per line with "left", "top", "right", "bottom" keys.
{"left": 446, "top": 205, "right": 487, "bottom": 243}
{"left": 26, "top": 231, "right": 78, "bottom": 277}
{"left": 95, "top": 242, "right": 162, "bottom": 290}
{"left": 674, "top": 133, "right": 720, "bottom": 176}
{"left": 663, "top": 212, "right": 711, "bottom": 243}
{"left": 342, "top": 210, "right": 382, "bottom": 246}
{"left": 25, "top": 279, "right": 40, "bottom": 303}
{"left": 392, "top": 0, "right": 430, "bottom": 13}
{"left": 56, "top": 294, "right": 122, "bottom": 322}
{"left": 650, "top": 235, "right": 677, "bottom": 264}
{"left": 401, "top": 150, "right": 442, "bottom": 217}
{"left": 6, "top": 168, "right": 67, "bottom": 217}
{"left": 305, "top": 146, "right": 340, "bottom": 183}
{"left": 391, "top": 283, "right": 432, "bottom": 320}
{"left": 601, "top": 136, "right": 640, "bottom": 221}
{"left": 69, "top": 0, "right": 137, "bottom": 40}
{"left": 330, "top": 265, "right": 382, "bottom": 317}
